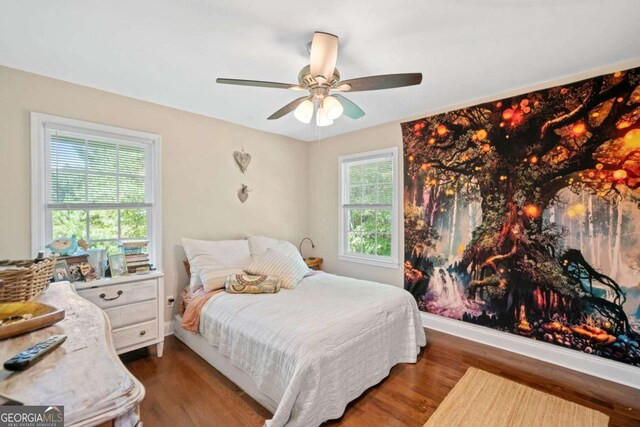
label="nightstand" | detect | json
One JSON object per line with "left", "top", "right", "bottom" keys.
{"left": 74, "top": 271, "right": 164, "bottom": 357}
{"left": 304, "top": 257, "right": 323, "bottom": 271}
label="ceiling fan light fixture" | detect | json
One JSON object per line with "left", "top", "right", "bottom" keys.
{"left": 316, "top": 107, "right": 333, "bottom": 127}
{"left": 323, "top": 95, "right": 344, "bottom": 120}
{"left": 294, "top": 99, "right": 314, "bottom": 123}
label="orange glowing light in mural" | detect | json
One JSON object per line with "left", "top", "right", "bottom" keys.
{"left": 617, "top": 121, "right": 631, "bottom": 129}
{"left": 572, "top": 123, "right": 586, "bottom": 135}
{"left": 591, "top": 112, "right": 600, "bottom": 118}
{"left": 476, "top": 129, "right": 488, "bottom": 140}
{"left": 502, "top": 109, "right": 514, "bottom": 120}
{"left": 437, "top": 125, "right": 447, "bottom": 135}
{"left": 624, "top": 129, "right": 640, "bottom": 148}
{"left": 420, "top": 163, "right": 429, "bottom": 170}
{"left": 496, "top": 101, "right": 503, "bottom": 108}
{"left": 588, "top": 171, "right": 595, "bottom": 178}
{"left": 520, "top": 99, "right": 529, "bottom": 107}
{"left": 617, "top": 97, "right": 624, "bottom": 103}
{"left": 524, "top": 205, "right": 540, "bottom": 218}
{"left": 595, "top": 163, "right": 604, "bottom": 170}
{"left": 530, "top": 156, "right": 539, "bottom": 164}
{"left": 614, "top": 71, "right": 622, "bottom": 77}
{"left": 560, "top": 88, "right": 568, "bottom": 94}
{"left": 408, "top": 155, "right": 414, "bottom": 162}
{"left": 428, "top": 138, "right": 436, "bottom": 145}
{"left": 613, "top": 169, "right": 628, "bottom": 180}
{"left": 481, "top": 143, "right": 491, "bottom": 152}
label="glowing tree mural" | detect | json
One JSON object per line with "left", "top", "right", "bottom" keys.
{"left": 403, "top": 68, "right": 640, "bottom": 366}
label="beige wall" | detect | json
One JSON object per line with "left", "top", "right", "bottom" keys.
{"left": 0, "top": 65, "right": 309, "bottom": 320}
{"left": 308, "top": 123, "right": 404, "bottom": 287}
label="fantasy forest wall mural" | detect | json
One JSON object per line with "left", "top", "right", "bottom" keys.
{"left": 403, "top": 67, "right": 640, "bottom": 367}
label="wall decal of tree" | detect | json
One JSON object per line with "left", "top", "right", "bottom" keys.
{"left": 403, "top": 67, "right": 640, "bottom": 366}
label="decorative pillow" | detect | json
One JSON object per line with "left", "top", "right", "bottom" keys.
{"left": 247, "top": 235, "right": 301, "bottom": 260}
{"left": 225, "top": 274, "right": 281, "bottom": 294}
{"left": 244, "top": 248, "right": 309, "bottom": 289}
{"left": 182, "top": 238, "right": 252, "bottom": 291}
{"left": 200, "top": 268, "right": 244, "bottom": 293}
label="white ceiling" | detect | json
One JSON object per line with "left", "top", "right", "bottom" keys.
{"left": 1, "top": 1, "right": 639, "bottom": 142}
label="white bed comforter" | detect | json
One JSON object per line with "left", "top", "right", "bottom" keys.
{"left": 199, "top": 272, "right": 426, "bottom": 427}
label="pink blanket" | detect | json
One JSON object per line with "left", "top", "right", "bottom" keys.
{"left": 181, "top": 288, "right": 223, "bottom": 333}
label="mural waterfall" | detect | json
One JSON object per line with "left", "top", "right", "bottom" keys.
{"left": 403, "top": 67, "right": 640, "bottom": 367}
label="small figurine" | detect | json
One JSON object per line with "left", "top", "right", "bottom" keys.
{"left": 78, "top": 239, "right": 89, "bottom": 251}
{"left": 46, "top": 235, "right": 79, "bottom": 256}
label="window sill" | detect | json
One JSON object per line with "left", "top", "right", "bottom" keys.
{"left": 337, "top": 254, "right": 399, "bottom": 269}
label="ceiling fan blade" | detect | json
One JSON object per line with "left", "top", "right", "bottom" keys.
{"left": 333, "top": 94, "right": 365, "bottom": 119}
{"left": 310, "top": 32, "right": 338, "bottom": 81}
{"left": 338, "top": 73, "right": 423, "bottom": 92}
{"left": 217, "top": 78, "right": 303, "bottom": 90}
{"left": 267, "top": 96, "right": 309, "bottom": 120}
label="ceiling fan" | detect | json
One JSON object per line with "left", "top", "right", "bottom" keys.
{"left": 216, "top": 32, "right": 423, "bottom": 127}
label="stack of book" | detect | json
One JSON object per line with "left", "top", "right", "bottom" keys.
{"left": 120, "top": 241, "right": 152, "bottom": 273}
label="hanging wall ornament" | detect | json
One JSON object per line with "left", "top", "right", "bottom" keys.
{"left": 233, "top": 149, "right": 252, "bottom": 173}
{"left": 238, "top": 184, "right": 251, "bottom": 203}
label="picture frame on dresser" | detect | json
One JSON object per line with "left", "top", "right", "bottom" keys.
{"left": 108, "top": 253, "right": 127, "bottom": 278}
{"left": 52, "top": 259, "right": 70, "bottom": 282}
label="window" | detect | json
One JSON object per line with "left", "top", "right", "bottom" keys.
{"left": 31, "top": 113, "right": 161, "bottom": 267}
{"left": 338, "top": 147, "right": 398, "bottom": 268}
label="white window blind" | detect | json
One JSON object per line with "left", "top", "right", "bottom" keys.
{"left": 46, "top": 127, "right": 152, "bottom": 209}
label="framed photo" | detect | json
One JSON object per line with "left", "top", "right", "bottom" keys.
{"left": 53, "top": 259, "right": 70, "bottom": 282}
{"left": 109, "top": 253, "right": 127, "bottom": 277}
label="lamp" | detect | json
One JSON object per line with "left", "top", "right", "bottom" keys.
{"left": 323, "top": 95, "right": 344, "bottom": 120}
{"left": 316, "top": 106, "right": 333, "bottom": 127}
{"left": 294, "top": 99, "right": 314, "bottom": 124}
{"left": 299, "top": 237, "right": 316, "bottom": 258}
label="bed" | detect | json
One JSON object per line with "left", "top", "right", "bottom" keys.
{"left": 173, "top": 270, "right": 426, "bottom": 427}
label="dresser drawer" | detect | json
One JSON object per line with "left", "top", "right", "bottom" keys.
{"left": 112, "top": 319, "right": 158, "bottom": 350}
{"left": 78, "top": 280, "right": 157, "bottom": 309}
{"left": 104, "top": 299, "right": 157, "bottom": 329}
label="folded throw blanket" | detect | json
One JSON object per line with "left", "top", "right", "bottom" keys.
{"left": 181, "top": 288, "right": 223, "bottom": 333}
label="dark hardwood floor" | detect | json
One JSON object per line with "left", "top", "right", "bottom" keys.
{"left": 124, "top": 330, "right": 640, "bottom": 426}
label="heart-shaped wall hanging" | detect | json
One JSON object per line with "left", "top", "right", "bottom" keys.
{"left": 238, "top": 184, "right": 250, "bottom": 203}
{"left": 233, "top": 150, "right": 252, "bottom": 174}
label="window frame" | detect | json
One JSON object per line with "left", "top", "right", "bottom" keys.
{"left": 338, "top": 147, "right": 399, "bottom": 269}
{"left": 31, "top": 112, "right": 162, "bottom": 269}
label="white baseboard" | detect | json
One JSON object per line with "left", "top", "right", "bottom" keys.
{"left": 421, "top": 312, "right": 640, "bottom": 390}
{"left": 164, "top": 320, "right": 174, "bottom": 336}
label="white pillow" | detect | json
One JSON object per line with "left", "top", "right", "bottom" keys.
{"left": 200, "top": 268, "right": 244, "bottom": 293}
{"left": 247, "top": 235, "right": 301, "bottom": 260}
{"left": 244, "top": 248, "right": 309, "bottom": 289}
{"left": 182, "top": 238, "right": 252, "bottom": 291}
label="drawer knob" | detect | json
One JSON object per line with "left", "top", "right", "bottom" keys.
{"left": 139, "top": 330, "right": 146, "bottom": 336}
{"left": 99, "top": 290, "right": 123, "bottom": 301}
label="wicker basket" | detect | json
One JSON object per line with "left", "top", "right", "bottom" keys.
{"left": 0, "top": 258, "right": 55, "bottom": 302}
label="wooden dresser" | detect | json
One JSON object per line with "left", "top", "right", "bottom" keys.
{"left": 74, "top": 272, "right": 164, "bottom": 357}
{"left": 0, "top": 282, "right": 145, "bottom": 426}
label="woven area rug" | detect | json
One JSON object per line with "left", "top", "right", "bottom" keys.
{"left": 424, "top": 367, "right": 609, "bottom": 427}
